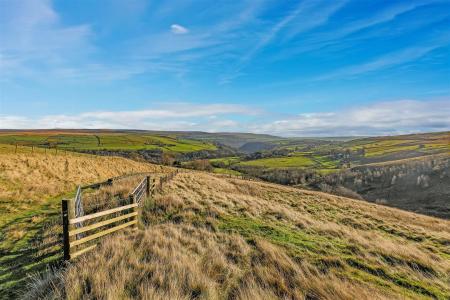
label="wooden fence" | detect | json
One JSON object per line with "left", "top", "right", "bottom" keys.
{"left": 61, "top": 172, "right": 177, "bottom": 261}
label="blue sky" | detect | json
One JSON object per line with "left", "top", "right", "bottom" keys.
{"left": 0, "top": 0, "right": 449, "bottom": 136}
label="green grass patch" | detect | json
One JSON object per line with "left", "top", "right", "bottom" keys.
{"left": 239, "top": 155, "right": 315, "bottom": 168}
{"left": 0, "top": 193, "right": 71, "bottom": 298}
{"left": 238, "top": 153, "right": 340, "bottom": 170}
{"left": 209, "top": 156, "right": 240, "bottom": 166}
{"left": 218, "top": 215, "right": 342, "bottom": 257}
{"left": 213, "top": 168, "right": 242, "bottom": 175}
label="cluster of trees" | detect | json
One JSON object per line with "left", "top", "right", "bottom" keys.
{"left": 181, "top": 159, "right": 213, "bottom": 171}
{"left": 79, "top": 143, "right": 236, "bottom": 166}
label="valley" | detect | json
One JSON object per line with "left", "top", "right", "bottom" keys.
{"left": 1, "top": 130, "right": 449, "bottom": 219}
{"left": 0, "top": 132, "right": 449, "bottom": 298}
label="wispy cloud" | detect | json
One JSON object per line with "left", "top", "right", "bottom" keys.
{"left": 315, "top": 34, "right": 450, "bottom": 80}
{"left": 0, "top": 0, "right": 93, "bottom": 80}
{"left": 276, "top": 1, "right": 445, "bottom": 59}
{"left": 283, "top": 0, "right": 348, "bottom": 40}
{"left": 254, "top": 99, "right": 450, "bottom": 136}
{"left": 332, "top": 1, "right": 428, "bottom": 38}
{"left": 220, "top": 0, "right": 347, "bottom": 84}
{"left": 170, "top": 24, "right": 189, "bottom": 34}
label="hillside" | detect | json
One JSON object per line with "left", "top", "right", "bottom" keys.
{"left": 208, "top": 132, "right": 450, "bottom": 218}
{"left": 0, "top": 144, "right": 163, "bottom": 296}
{"left": 27, "top": 171, "right": 450, "bottom": 299}
{"left": 317, "top": 154, "right": 450, "bottom": 219}
{"left": 0, "top": 129, "right": 217, "bottom": 152}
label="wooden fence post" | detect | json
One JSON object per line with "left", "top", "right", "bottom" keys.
{"left": 129, "top": 194, "right": 137, "bottom": 228}
{"left": 146, "top": 176, "right": 151, "bottom": 197}
{"left": 151, "top": 178, "right": 155, "bottom": 196}
{"left": 62, "top": 199, "right": 71, "bottom": 261}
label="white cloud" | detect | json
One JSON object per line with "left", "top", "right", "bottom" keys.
{"left": 0, "top": 103, "right": 256, "bottom": 131}
{"left": 0, "top": 0, "right": 93, "bottom": 79}
{"left": 170, "top": 24, "right": 189, "bottom": 34}
{"left": 1, "top": 100, "right": 448, "bottom": 137}
{"left": 254, "top": 100, "right": 450, "bottom": 136}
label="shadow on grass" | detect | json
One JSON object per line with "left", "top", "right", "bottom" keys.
{"left": 0, "top": 206, "right": 63, "bottom": 299}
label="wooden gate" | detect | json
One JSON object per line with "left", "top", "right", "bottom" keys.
{"left": 61, "top": 176, "right": 154, "bottom": 260}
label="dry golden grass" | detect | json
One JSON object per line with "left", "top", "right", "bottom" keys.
{"left": 0, "top": 144, "right": 161, "bottom": 203}
{"left": 27, "top": 171, "right": 450, "bottom": 299}
{"left": 0, "top": 145, "right": 166, "bottom": 298}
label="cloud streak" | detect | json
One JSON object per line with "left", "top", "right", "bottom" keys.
{"left": 220, "top": 0, "right": 347, "bottom": 84}
{"left": 315, "top": 33, "right": 450, "bottom": 81}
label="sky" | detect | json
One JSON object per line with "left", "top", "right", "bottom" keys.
{"left": 0, "top": 0, "right": 449, "bottom": 137}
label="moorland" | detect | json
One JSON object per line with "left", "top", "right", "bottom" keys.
{"left": 0, "top": 141, "right": 448, "bottom": 299}
{"left": 1, "top": 129, "right": 448, "bottom": 218}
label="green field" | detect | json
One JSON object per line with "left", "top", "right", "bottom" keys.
{"left": 238, "top": 152, "right": 339, "bottom": 169}
{"left": 209, "top": 156, "right": 241, "bottom": 166}
{"left": 0, "top": 131, "right": 217, "bottom": 153}
{"left": 212, "top": 167, "right": 242, "bottom": 175}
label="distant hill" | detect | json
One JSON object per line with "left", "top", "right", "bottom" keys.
{"left": 0, "top": 129, "right": 238, "bottom": 163}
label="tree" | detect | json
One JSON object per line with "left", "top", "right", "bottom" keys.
{"left": 162, "top": 152, "right": 175, "bottom": 165}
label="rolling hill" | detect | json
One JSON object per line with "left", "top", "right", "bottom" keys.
{"left": 1, "top": 144, "right": 449, "bottom": 299}
{"left": 26, "top": 170, "right": 450, "bottom": 299}
{"left": 1, "top": 131, "right": 448, "bottom": 220}
{"left": 0, "top": 129, "right": 218, "bottom": 152}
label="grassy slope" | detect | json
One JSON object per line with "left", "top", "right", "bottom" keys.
{"left": 0, "top": 144, "right": 161, "bottom": 297}
{"left": 35, "top": 171, "right": 450, "bottom": 299}
{"left": 0, "top": 130, "right": 217, "bottom": 153}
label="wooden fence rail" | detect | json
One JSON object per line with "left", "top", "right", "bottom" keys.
{"left": 61, "top": 171, "right": 178, "bottom": 261}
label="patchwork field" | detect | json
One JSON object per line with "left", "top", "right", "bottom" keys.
{"left": 205, "top": 132, "right": 450, "bottom": 175}
{"left": 344, "top": 132, "right": 450, "bottom": 160}
{"left": 26, "top": 171, "right": 450, "bottom": 299}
